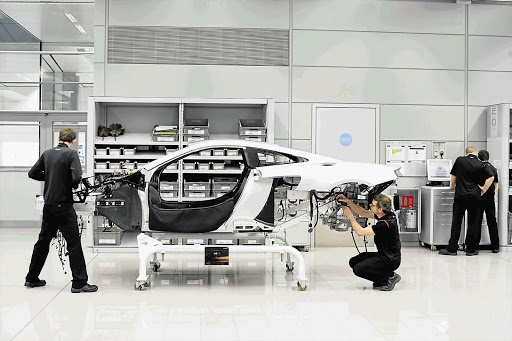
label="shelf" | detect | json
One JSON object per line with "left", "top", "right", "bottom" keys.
{"left": 94, "top": 152, "right": 166, "bottom": 160}
{"left": 182, "top": 134, "right": 246, "bottom": 146}
{"left": 181, "top": 197, "right": 214, "bottom": 201}
{"left": 96, "top": 133, "right": 180, "bottom": 146}
{"left": 183, "top": 169, "right": 243, "bottom": 174}
{"left": 183, "top": 155, "right": 243, "bottom": 161}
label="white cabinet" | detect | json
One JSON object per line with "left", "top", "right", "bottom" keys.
{"left": 487, "top": 104, "right": 511, "bottom": 246}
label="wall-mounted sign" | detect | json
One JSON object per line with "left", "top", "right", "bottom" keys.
{"left": 339, "top": 133, "right": 352, "bottom": 146}
{"left": 386, "top": 141, "right": 426, "bottom": 177}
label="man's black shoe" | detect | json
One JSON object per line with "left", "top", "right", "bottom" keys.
{"left": 492, "top": 248, "right": 500, "bottom": 253}
{"left": 24, "top": 279, "right": 46, "bottom": 288}
{"left": 438, "top": 249, "right": 457, "bottom": 256}
{"left": 376, "top": 273, "right": 401, "bottom": 291}
{"left": 71, "top": 284, "right": 98, "bottom": 293}
{"left": 466, "top": 250, "right": 479, "bottom": 256}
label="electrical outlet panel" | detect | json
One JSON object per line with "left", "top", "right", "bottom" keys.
{"left": 433, "top": 142, "right": 447, "bottom": 159}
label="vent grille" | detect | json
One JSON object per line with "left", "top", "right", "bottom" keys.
{"left": 108, "top": 26, "right": 289, "bottom": 66}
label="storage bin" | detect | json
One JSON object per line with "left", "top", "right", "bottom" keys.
{"left": 96, "top": 161, "right": 109, "bottom": 169}
{"left": 212, "top": 162, "right": 225, "bottom": 170}
{"left": 199, "top": 150, "right": 211, "bottom": 156}
{"left": 123, "top": 162, "right": 135, "bottom": 170}
{"left": 110, "top": 148, "right": 122, "bottom": 155}
{"left": 184, "top": 180, "right": 210, "bottom": 191}
{"left": 135, "top": 146, "right": 150, "bottom": 152}
{"left": 226, "top": 149, "right": 239, "bottom": 156}
{"left": 212, "top": 190, "right": 229, "bottom": 198}
{"left": 166, "top": 163, "right": 178, "bottom": 170}
{"left": 212, "top": 149, "right": 225, "bottom": 156}
{"left": 124, "top": 148, "right": 136, "bottom": 155}
{"left": 160, "top": 181, "right": 178, "bottom": 191}
{"left": 95, "top": 148, "right": 108, "bottom": 155}
{"left": 94, "top": 227, "right": 123, "bottom": 245}
{"left": 212, "top": 177, "right": 238, "bottom": 190}
{"left": 184, "top": 119, "right": 209, "bottom": 135}
{"left": 183, "top": 190, "right": 209, "bottom": 198}
{"left": 242, "top": 135, "right": 266, "bottom": 142}
{"left": 198, "top": 162, "right": 211, "bottom": 170}
{"left": 166, "top": 148, "right": 177, "bottom": 155}
{"left": 160, "top": 191, "right": 178, "bottom": 199}
{"left": 153, "top": 134, "right": 178, "bottom": 142}
{"left": 184, "top": 135, "right": 208, "bottom": 142}
{"left": 239, "top": 119, "right": 267, "bottom": 135}
{"left": 183, "top": 162, "right": 196, "bottom": 170}
{"left": 110, "top": 162, "right": 121, "bottom": 169}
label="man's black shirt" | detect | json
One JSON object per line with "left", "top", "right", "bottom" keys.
{"left": 481, "top": 162, "right": 498, "bottom": 200}
{"left": 371, "top": 212, "right": 401, "bottom": 264}
{"left": 28, "top": 142, "right": 82, "bottom": 206}
{"left": 450, "top": 154, "right": 494, "bottom": 199}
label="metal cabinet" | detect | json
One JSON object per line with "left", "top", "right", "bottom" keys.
{"left": 420, "top": 186, "right": 496, "bottom": 250}
{"left": 420, "top": 186, "right": 464, "bottom": 250}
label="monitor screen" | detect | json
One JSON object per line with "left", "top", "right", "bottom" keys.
{"left": 427, "top": 159, "right": 453, "bottom": 182}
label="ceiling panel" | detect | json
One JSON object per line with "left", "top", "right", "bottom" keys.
{"left": 0, "top": 2, "right": 94, "bottom": 43}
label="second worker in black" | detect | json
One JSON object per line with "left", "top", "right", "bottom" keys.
{"left": 438, "top": 146, "right": 494, "bottom": 256}
{"left": 337, "top": 194, "right": 401, "bottom": 291}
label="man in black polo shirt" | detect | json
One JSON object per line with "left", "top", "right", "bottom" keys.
{"left": 439, "top": 146, "right": 494, "bottom": 256}
{"left": 337, "top": 194, "right": 401, "bottom": 291}
{"left": 26, "top": 128, "right": 98, "bottom": 293}
{"left": 477, "top": 150, "right": 500, "bottom": 253}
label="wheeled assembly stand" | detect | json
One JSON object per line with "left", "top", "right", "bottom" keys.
{"left": 135, "top": 233, "right": 309, "bottom": 291}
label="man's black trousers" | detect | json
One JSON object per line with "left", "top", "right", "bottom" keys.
{"left": 26, "top": 204, "right": 88, "bottom": 288}
{"left": 476, "top": 196, "right": 500, "bottom": 250}
{"left": 349, "top": 252, "right": 399, "bottom": 286}
{"left": 448, "top": 196, "right": 481, "bottom": 253}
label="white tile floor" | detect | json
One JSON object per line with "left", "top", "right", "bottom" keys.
{"left": 1, "top": 227, "right": 512, "bottom": 341}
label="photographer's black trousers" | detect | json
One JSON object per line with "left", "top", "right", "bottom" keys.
{"left": 26, "top": 204, "right": 88, "bottom": 288}
{"left": 349, "top": 252, "right": 399, "bottom": 286}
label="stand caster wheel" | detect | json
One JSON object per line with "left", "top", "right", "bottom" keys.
{"left": 286, "top": 262, "right": 294, "bottom": 272}
{"left": 151, "top": 261, "right": 161, "bottom": 272}
{"left": 297, "top": 281, "right": 308, "bottom": 291}
{"left": 431, "top": 245, "right": 437, "bottom": 251}
{"left": 134, "top": 279, "right": 150, "bottom": 291}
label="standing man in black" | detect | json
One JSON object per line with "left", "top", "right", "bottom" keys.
{"left": 337, "top": 194, "right": 401, "bottom": 291}
{"left": 477, "top": 150, "right": 500, "bottom": 253}
{"left": 25, "top": 128, "right": 98, "bottom": 293}
{"left": 439, "top": 146, "right": 494, "bottom": 256}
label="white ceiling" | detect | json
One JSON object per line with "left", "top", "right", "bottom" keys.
{"left": 0, "top": 2, "right": 94, "bottom": 43}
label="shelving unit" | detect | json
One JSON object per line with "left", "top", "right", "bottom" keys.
{"left": 487, "top": 104, "right": 511, "bottom": 246}
{"left": 86, "top": 97, "right": 275, "bottom": 250}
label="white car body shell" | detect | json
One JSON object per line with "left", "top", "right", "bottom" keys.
{"left": 135, "top": 140, "right": 400, "bottom": 232}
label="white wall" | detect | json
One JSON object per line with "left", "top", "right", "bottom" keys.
{"left": 96, "top": 0, "right": 512, "bottom": 165}
{"left": 94, "top": 0, "right": 512, "bottom": 241}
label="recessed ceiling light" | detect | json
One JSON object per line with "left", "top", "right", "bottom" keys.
{"left": 75, "top": 24, "right": 87, "bottom": 34}
{"left": 65, "top": 13, "right": 77, "bottom": 23}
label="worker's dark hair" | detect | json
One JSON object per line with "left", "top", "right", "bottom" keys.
{"left": 478, "top": 150, "right": 489, "bottom": 162}
{"left": 374, "top": 194, "right": 392, "bottom": 213}
{"left": 59, "top": 127, "right": 76, "bottom": 142}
